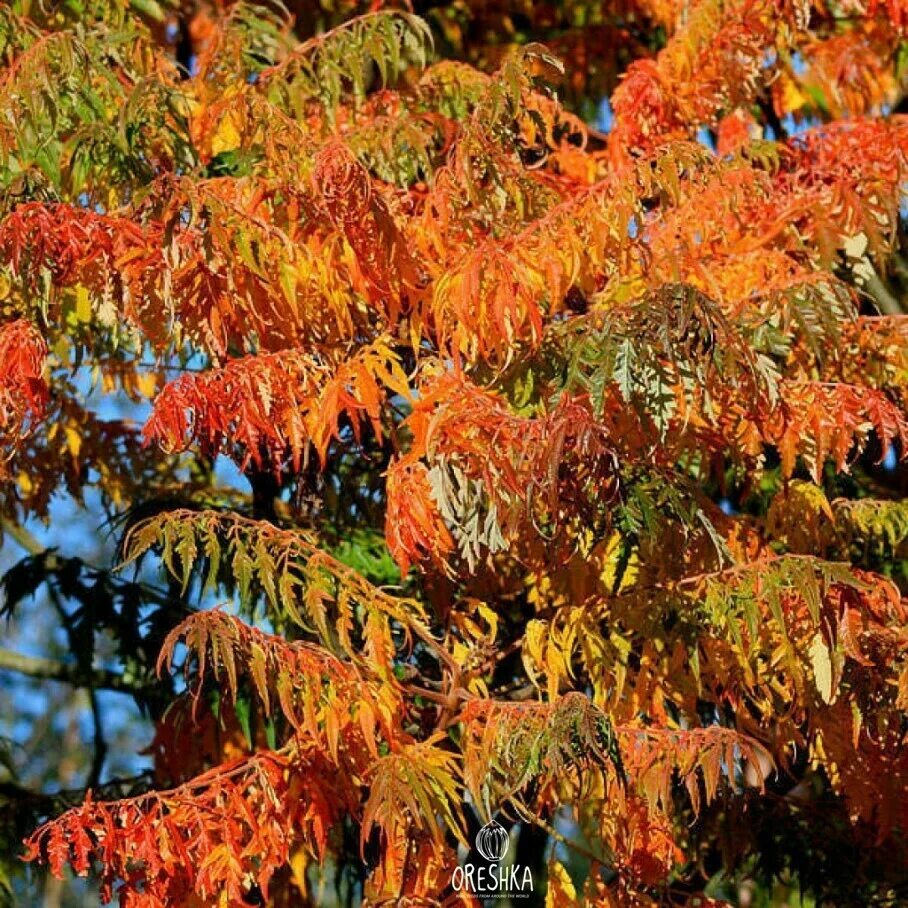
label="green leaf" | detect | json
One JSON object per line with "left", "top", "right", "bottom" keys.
{"left": 234, "top": 694, "right": 254, "bottom": 748}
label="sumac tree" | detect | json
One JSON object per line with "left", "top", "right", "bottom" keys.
{"left": 1, "top": 0, "right": 908, "bottom": 905}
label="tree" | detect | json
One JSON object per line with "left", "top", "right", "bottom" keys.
{"left": 1, "top": 0, "right": 908, "bottom": 904}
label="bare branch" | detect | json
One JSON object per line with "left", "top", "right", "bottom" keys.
{"left": 0, "top": 647, "right": 144, "bottom": 695}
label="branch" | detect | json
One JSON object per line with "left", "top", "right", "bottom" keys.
{"left": 0, "top": 772, "right": 155, "bottom": 814}
{"left": 0, "top": 647, "right": 146, "bottom": 695}
{"left": 1, "top": 517, "right": 43, "bottom": 555}
{"left": 520, "top": 807, "right": 616, "bottom": 873}
{"left": 757, "top": 94, "right": 787, "bottom": 142}
{"left": 863, "top": 267, "right": 904, "bottom": 316}
{"left": 87, "top": 689, "right": 107, "bottom": 790}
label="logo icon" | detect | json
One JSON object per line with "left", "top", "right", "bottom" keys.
{"left": 451, "top": 818, "right": 532, "bottom": 897}
{"left": 475, "top": 819, "right": 509, "bottom": 862}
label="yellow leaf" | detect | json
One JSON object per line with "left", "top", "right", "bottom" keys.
{"left": 523, "top": 618, "right": 546, "bottom": 688}
{"left": 809, "top": 633, "right": 835, "bottom": 704}
{"left": 545, "top": 860, "right": 577, "bottom": 907}
{"left": 211, "top": 110, "right": 243, "bottom": 155}
{"left": 249, "top": 642, "right": 269, "bottom": 714}
{"left": 452, "top": 640, "right": 470, "bottom": 667}
{"left": 288, "top": 844, "right": 310, "bottom": 898}
{"left": 64, "top": 426, "right": 82, "bottom": 457}
{"left": 136, "top": 371, "right": 158, "bottom": 400}
{"left": 75, "top": 285, "right": 92, "bottom": 323}
{"left": 777, "top": 72, "right": 807, "bottom": 114}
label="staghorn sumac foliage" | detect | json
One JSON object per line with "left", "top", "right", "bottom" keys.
{"left": 1, "top": 0, "right": 908, "bottom": 905}
{"left": 0, "top": 319, "right": 47, "bottom": 458}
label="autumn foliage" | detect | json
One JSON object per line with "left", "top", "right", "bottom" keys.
{"left": 2, "top": 0, "right": 908, "bottom": 905}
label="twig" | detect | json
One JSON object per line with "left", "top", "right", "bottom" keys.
{"left": 521, "top": 809, "right": 615, "bottom": 873}
{"left": 87, "top": 689, "right": 107, "bottom": 790}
